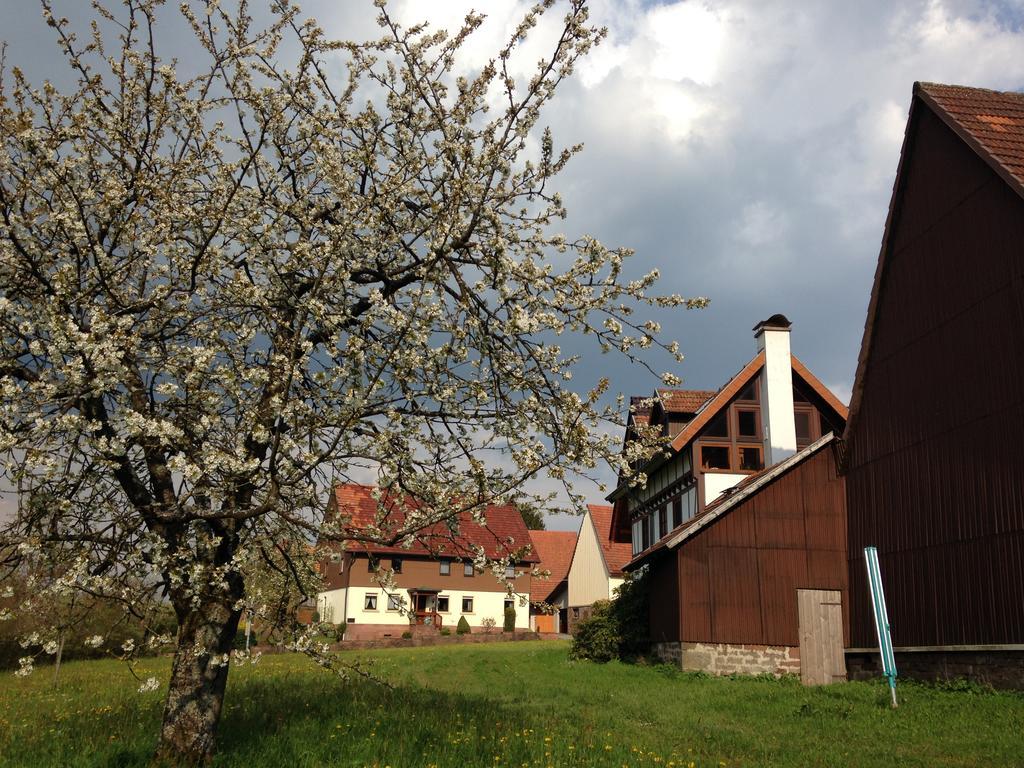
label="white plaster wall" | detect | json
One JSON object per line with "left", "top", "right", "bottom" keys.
{"left": 757, "top": 328, "right": 797, "bottom": 466}
{"left": 318, "top": 588, "right": 347, "bottom": 624}
{"left": 608, "top": 576, "right": 624, "bottom": 599}
{"left": 704, "top": 472, "right": 742, "bottom": 506}
{"left": 568, "top": 510, "right": 612, "bottom": 607}
{"left": 340, "top": 586, "right": 530, "bottom": 629}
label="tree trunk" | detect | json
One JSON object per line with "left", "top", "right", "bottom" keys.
{"left": 153, "top": 599, "right": 242, "bottom": 766}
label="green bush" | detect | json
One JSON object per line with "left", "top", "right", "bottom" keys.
{"left": 456, "top": 616, "right": 470, "bottom": 635}
{"left": 440, "top": 628, "right": 451, "bottom": 636}
{"left": 568, "top": 601, "right": 619, "bottom": 662}
{"left": 569, "top": 571, "right": 649, "bottom": 663}
{"left": 503, "top": 605, "right": 516, "bottom": 633}
{"left": 401, "top": 631, "right": 413, "bottom": 639}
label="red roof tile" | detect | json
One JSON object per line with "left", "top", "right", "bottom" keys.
{"left": 656, "top": 388, "right": 718, "bottom": 413}
{"left": 528, "top": 530, "right": 577, "bottom": 602}
{"left": 323, "top": 483, "right": 538, "bottom": 563}
{"left": 587, "top": 503, "right": 633, "bottom": 576}
{"left": 918, "top": 82, "right": 1024, "bottom": 191}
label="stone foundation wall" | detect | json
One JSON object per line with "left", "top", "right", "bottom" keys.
{"left": 846, "top": 649, "right": 1024, "bottom": 690}
{"left": 654, "top": 641, "right": 801, "bottom": 677}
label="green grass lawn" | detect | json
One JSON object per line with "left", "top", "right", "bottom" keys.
{"left": 1, "top": 641, "right": 1022, "bottom": 767}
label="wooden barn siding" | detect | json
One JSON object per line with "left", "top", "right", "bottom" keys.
{"left": 647, "top": 553, "right": 680, "bottom": 643}
{"left": 846, "top": 104, "right": 1024, "bottom": 648}
{"left": 676, "top": 449, "right": 848, "bottom": 647}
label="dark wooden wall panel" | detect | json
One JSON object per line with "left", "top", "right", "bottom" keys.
{"left": 846, "top": 103, "right": 1024, "bottom": 647}
{"left": 679, "top": 538, "right": 712, "bottom": 641}
{"left": 709, "top": 547, "right": 763, "bottom": 643}
{"left": 647, "top": 554, "right": 680, "bottom": 643}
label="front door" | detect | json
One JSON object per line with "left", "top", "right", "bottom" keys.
{"left": 415, "top": 593, "right": 436, "bottom": 613}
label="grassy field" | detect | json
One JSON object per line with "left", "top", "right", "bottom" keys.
{"left": 0, "top": 640, "right": 1022, "bottom": 767}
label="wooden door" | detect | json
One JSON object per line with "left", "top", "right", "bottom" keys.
{"left": 797, "top": 589, "right": 847, "bottom": 685}
{"left": 535, "top": 614, "right": 555, "bottom": 633}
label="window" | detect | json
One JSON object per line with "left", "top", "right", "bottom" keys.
{"left": 705, "top": 411, "right": 730, "bottom": 438}
{"left": 367, "top": 556, "right": 378, "bottom": 573}
{"left": 505, "top": 564, "right": 516, "bottom": 579}
{"left": 737, "top": 378, "right": 759, "bottom": 402}
{"left": 391, "top": 558, "right": 402, "bottom": 574}
{"left": 463, "top": 562, "right": 475, "bottom": 577}
{"left": 737, "top": 409, "right": 759, "bottom": 438}
{"left": 437, "top": 596, "right": 449, "bottom": 612}
{"left": 795, "top": 410, "right": 812, "bottom": 440}
{"left": 701, "top": 444, "right": 731, "bottom": 470}
{"left": 462, "top": 596, "right": 474, "bottom": 613}
{"left": 364, "top": 593, "right": 378, "bottom": 611}
{"left": 672, "top": 497, "right": 682, "bottom": 529}
{"left": 658, "top": 505, "right": 667, "bottom": 540}
{"left": 440, "top": 558, "right": 451, "bottom": 576}
{"left": 739, "top": 446, "right": 763, "bottom": 471}
{"left": 642, "top": 515, "right": 651, "bottom": 550}
{"left": 572, "top": 607, "right": 580, "bottom": 620}
{"left": 387, "top": 595, "right": 402, "bottom": 611}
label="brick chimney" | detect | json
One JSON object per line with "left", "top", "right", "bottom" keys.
{"left": 753, "top": 314, "right": 797, "bottom": 466}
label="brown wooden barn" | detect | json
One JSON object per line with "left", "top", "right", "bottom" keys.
{"left": 844, "top": 82, "right": 1024, "bottom": 687}
{"left": 628, "top": 435, "right": 849, "bottom": 682}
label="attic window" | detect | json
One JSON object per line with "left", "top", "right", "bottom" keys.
{"left": 795, "top": 411, "right": 812, "bottom": 440}
{"left": 705, "top": 411, "right": 729, "bottom": 438}
{"left": 737, "top": 409, "right": 759, "bottom": 438}
{"left": 737, "top": 379, "right": 758, "bottom": 402}
{"left": 701, "top": 445, "right": 730, "bottom": 470}
{"left": 739, "top": 446, "right": 763, "bottom": 471}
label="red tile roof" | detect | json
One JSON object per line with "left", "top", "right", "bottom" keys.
{"left": 528, "top": 530, "right": 577, "bottom": 602}
{"left": 918, "top": 82, "right": 1024, "bottom": 191}
{"left": 323, "top": 483, "right": 538, "bottom": 563}
{"left": 587, "top": 503, "right": 633, "bottom": 576}
{"left": 656, "top": 388, "right": 718, "bottom": 413}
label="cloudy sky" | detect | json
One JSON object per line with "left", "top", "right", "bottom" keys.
{"left": 3, "top": 0, "right": 1024, "bottom": 529}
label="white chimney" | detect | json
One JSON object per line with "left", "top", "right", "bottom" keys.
{"left": 754, "top": 314, "right": 797, "bottom": 466}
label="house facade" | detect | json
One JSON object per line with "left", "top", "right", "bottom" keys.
{"left": 528, "top": 530, "right": 577, "bottom": 634}
{"left": 629, "top": 436, "right": 849, "bottom": 679}
{"left": 566, "top": 504, "right": 632, "bottom": 630}
{"left": 612, "top": 316, "right": 849, "bottom": 675}
{"left": 610, "top": 316, "right": 848, "bottom": 561}
{"left": 843, "top": 83, "right": 1024, "bottom": 687}
{"left": 317, "top": 484, "right": 538, "bottom": 640}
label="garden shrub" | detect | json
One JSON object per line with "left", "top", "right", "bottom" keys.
{"left": 569, "top": 570, "right": 649, "bottom": 663}
{"left": 401, "top": 631, "right": 413, "bottom": 639}
{"left": 440, "top": 628, "right": 451, "bottom": 636}
{"left": 503, "top": 605, "right": 516, "bottom": 632}
{"left": 481, "top": 617, "right": 496, "bottom": 633}
{"left": 456, "top": 616, "right": 470, "bottom": 635}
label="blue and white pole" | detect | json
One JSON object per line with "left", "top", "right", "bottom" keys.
{"left": 865, "top": 546, "right": 898, "bottom": 708}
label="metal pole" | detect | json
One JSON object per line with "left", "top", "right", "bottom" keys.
{"left": 244, "top": 611, "right": 251, "bottom": 652}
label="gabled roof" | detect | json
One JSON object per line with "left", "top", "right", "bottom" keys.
{"left": 669, "top": 352, "right": 848, "bottom": 454}
{"left": 322, "top": 483, "right": 539, "bottom": 563}
{"left": 624, "top": 434, "right": 836, "bottom": 569}
{"left": 846, "top": 82, "right": 1024, "bottom": 437}
{"left": 528, "top": 530, "right": 577, "bottom": 602}
{"left": 608, "top": 347, "right": 848, "bottom": 503}
{"left": 586, "top": 503, "right": 633, "bottom": 576}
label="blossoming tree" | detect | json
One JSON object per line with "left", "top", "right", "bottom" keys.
{"left": 0, "top": 0, "right": 703, "bottom": 763}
